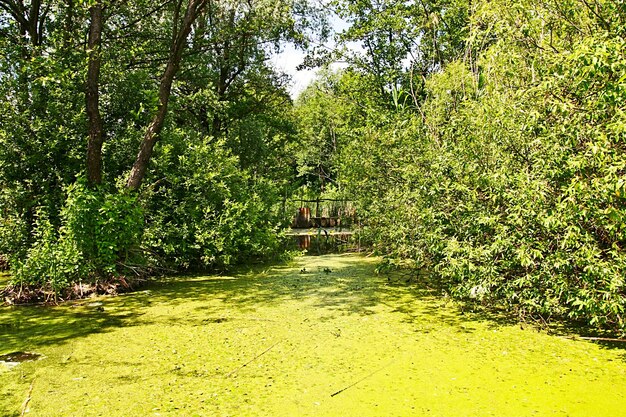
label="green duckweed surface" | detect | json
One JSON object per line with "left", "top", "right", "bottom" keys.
{"left": 1, "top": 254, "right": 625, "bottom": 416}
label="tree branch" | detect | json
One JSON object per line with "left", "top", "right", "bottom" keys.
{"left": 126, "top": 0, "right": 208, "bottom": 190}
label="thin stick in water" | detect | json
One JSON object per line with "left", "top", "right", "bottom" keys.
{"left": 330, "top": 358, "right": 396, "bottom": 397}
{"left": 226, "top": 340, "right": 282, "bottom": 377}
{"left": 576, "top": 336, "right": 626, "bottom": 343}
{"left": 21, "top": 379, "right": 35, "bottom": 417}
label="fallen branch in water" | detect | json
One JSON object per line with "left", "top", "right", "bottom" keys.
{"left": 330, "top": 358, "right": 396, "bottom": 397}
{"left": 574, "top": 336, "right": 626, "bottom": 343}
{"left": 21, "top": 379, "right": 35, "bottom": 417}
{"left": 226, "top": 340, "right": 282, "bottom": 377}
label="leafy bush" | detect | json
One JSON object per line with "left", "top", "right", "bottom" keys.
{"left": 62, "top": 180, "right": 144, "bottom": 274}
{"left": 11, "top": 181, "right": 144, "bottom": 291}
{"left": 142, "top": 134, "right": 286, "bottom": 270}
{"left": 0, "top": 189, "right": 30, "bottom": 263}
{"left": 11, "top": 209, "right": 83, "bottom": 291}
{"left": 319, "top": 3, "right": 626, "bottom": 334}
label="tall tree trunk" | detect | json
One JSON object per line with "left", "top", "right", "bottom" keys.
{"left": 27, "top": 0, "right": 42, "bottom": 46}
{"left": 126, "top": 0, "right": 206, "bottom": 191}
{"left": 0, "top": 0, "right": 46, "bottom": 46}
{"left": 85, "top": 2, "right": 105, "bottom": 186}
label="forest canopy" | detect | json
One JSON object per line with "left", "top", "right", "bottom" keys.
{"left": 1, "top": 0, "right": 626, "bottom": 335}
{"left": 0, "top": 0, "right": 324, "bottom": 285}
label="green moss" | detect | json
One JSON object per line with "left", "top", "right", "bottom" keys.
{"left": 1, "top": 254, "right": 625, "bottom": 416}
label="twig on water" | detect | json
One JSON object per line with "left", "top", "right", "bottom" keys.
{"left": 330, "top": 358, "right": 396, "bottom": 397}
{"left": 226, "top": 340, "right": 282, "bottom": 377}
{"left": 570, "top": 336, "right": 626, "bottom": 343}
{"left": 21, "top": 379, "right": 35, "bottom": 417}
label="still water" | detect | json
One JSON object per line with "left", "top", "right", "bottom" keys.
{"left": 288, "top": 229, "right": 359, "bottom": 255}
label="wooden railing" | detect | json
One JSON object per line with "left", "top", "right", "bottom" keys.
{"left": 290, "top": 199, "right": 356, "bottom": 229}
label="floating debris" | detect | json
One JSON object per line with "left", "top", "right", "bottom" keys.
{"left": 0, "top": 351, "right": 43, "bottom": 370}
{"left": 203, "top": 317, "right": 229, "bottom": 324}
{"left": 0, "top": 352, "right": 42, "bottom": 362}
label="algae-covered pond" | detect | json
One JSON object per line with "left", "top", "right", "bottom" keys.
{"left": 1, "top": 254, "right": 625, "bottom": 416}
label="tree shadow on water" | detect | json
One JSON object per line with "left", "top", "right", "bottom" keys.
{"left": 0, "top": 305, "right": 135, "bottom": 353}
{"left": 120, "top": 254, "right": 513, "bottom": 334}
{"left": 5, "top": 253, "right": 618, "bottom": 358}
{"left": 0, "top": 254, "right": 510, "bottom": 354}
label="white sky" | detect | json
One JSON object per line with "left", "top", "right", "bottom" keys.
{"left": 271, "top": 44, "right": 316, "bottom": 98}
{"left": 272, "top": 13, "right": 351, "bottom": 99}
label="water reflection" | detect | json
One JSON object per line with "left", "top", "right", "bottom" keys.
{"left": 290, "top": 230, "right": 359, "bottom": 255}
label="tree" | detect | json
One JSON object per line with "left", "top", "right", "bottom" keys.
{"left": 125, "top": 0, "right": 208, "bottom": 190}
{"left": 305, "top": 0, "right": 626, "bottom": 335}
{"left": 85, "top": 0, "right": 105, "bottom": 186}
{"left": 330, "top": 0, "right": 469, "bottom": 104}
{"left": 0, "top": 0, "right": 48, "bottom": 47}
{"left": 0, "top": 0, "right": 319, "bottom": 292}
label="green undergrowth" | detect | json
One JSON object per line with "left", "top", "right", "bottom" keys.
{"left": 0, "top": 272, "right": 9, "bottom": 288}
{"left": 1, "top": 254, "right": 625, "bottom": 416}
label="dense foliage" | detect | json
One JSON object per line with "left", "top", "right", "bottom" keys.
{"left": 2, "top": 0, "right": 625, "bottom": 335}
{"left": 295, "top": 0, "right": 626, "bottom": 334}
{"left": 0, "top": 0, "right": 325, "bottom": 295}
